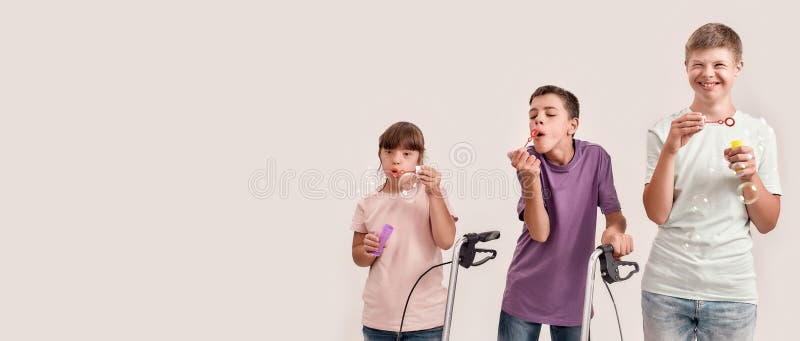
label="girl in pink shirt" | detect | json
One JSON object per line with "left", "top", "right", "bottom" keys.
{"left": 351, "top": 121, "right": 458, "bottom": 341}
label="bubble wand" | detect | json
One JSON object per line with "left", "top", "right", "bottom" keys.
{"left": 704, "top": 116, "right": 736, "bottom": 127}
{"left": 522, "top": 128, "right": 540, "bottom": 149}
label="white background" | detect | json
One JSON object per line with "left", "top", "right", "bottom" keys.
{"left": 1, "top": 1, "right": 797, "bottom": 340}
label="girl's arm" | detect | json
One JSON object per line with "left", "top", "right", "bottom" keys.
{"left": 418, "top": 165, "right": 456, "bottom": 250}
{"left": 428, "top": 195, "right": 456, "bottom": 250}
{"left": 352, "top": 232, "right": 379, "bottom": 267}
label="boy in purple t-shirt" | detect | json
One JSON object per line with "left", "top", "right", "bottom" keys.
{"left": 500, "top": 85, "right": 634, "bottom": 341}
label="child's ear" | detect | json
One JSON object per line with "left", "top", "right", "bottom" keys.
{"left": 569, "top": 117, "right": 580, "bottom": 135}
{"left": 735, "top": 59, "right": 744, "bottom": 76}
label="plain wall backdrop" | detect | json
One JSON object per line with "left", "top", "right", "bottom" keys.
{"left": 1, "top": 1, "right": 797, "bottom": 340}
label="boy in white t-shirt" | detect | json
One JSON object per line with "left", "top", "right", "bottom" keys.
{"left": 641, "top": 23, "right": 782, "bottom": 341}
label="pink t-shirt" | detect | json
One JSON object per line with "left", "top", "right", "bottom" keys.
{"left": 351, "top": 185, "right": 457, "bottom": 332}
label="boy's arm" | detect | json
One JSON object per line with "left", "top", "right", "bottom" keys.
{"left": 600, "top": 211, "right": 633, "bottom": 258}
{"left": 725, "top": 145, "right": 781, "bottom": 233}
{"left": 507, "top": 148, "right": 549, "bottom": 242}
{"left": 643, "top": 112, "right": 705, "bottom": 225}
{"left": 643, "top": 149, "right": 677, "bottom": 225}
{"left": 521, "top": 174, "right": 550, "bottom": 243}
{"left": 743, "top": 175, "right": 781, "bottom": 233}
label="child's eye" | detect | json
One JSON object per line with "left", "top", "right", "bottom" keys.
{"left": 403, "top": 152, "right": 410, "bottom": 156}
{"left": 546, "top": 113, "right": 555, "bottom": 117}
{"left": 715, "top": 63, "right": 726, "bottom": 68}
{"left": 530, "top": 115, "right": 538, "bottom": 120}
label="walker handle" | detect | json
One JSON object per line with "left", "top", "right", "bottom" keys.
{"left": 470, "top": 248, "right": 497, "bottom": 266}
{"left": 458, "top": 231, "right": 501, "bottom": 268}
{"left": 598, "top": 244, "right": 640, "bottom": 283}
{"left": 477, "top": 231, "right": 500, "bottom": 242}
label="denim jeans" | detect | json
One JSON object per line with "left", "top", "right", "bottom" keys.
{"left": 362, "top": 325, "right": 443, "bottom": 341}
{"left": 497, "top": 310, "right": 583, "bottom": 341}
{"left": 641, "top": 291, "right": 756, "bottom": 341}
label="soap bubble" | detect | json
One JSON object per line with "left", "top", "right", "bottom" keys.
{"left": 690, "top": 194, "right": 710, "bottom": 215}
{"left": 737, "top": 182, "right": 759, "bottom": 204}
{"left": 681, "top": 228, "right": 704, "bottom": 259}
{"left": 398, "top": 172, "right": 420, "bottom": 199}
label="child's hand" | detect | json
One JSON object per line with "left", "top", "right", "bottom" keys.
{"left": 724, "top": 145, "right": 756, "bottom": 181}
{"left": 508, "top": 148, "right": 541, "bottom": 180}
{"left": 603, "top": 230, "right": 634, "bottom": 260}
{"left": 362, "top": 233, "right": 386, "bottom": 255}
{"left": 664, "top": 112, "right": 705, "bottom": 155}
{"left": 417, "top": 165, "right": 442, "bottom": 196}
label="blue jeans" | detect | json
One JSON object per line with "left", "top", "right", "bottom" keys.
{"left": 497, "top": 310, "right": 583, "bottom": 341}
{"left": 641, "top": 291, "right": 756, "bottom": 341}
{"left": 362, "top": 325, "right": 443, "bottom": 341}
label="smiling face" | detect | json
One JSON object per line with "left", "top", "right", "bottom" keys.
{"left": 686, "top": 47, "right": 743, "bottom": 104}
{"left": 528, "top": 93, "right": 578, "bottom": 154}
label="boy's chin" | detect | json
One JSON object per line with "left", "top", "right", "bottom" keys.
{"left": 533, "top": 144, "right": 552, "bottom": 155}
{"left": 694, "top": 87, "right": 732, "bottom": 100}
{"left": 534, "top": 137, "right": 573, "bottom": 155}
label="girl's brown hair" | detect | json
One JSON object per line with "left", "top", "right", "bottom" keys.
{"left": 378, "top": 121, "right": 425, "bottom": 164}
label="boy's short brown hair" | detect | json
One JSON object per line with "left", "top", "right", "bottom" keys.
{"left": 685, "top": 23, "right": 743, "bottom": 62}
{"left": 528, "top": 85, "right": 579, "bottom": 119}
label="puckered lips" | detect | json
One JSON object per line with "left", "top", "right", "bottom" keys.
{"left": 389, "top": 167, "right": 402, "bottom": 178}
{"left": 532, "top": 128, "right": 544, "bottom": 140}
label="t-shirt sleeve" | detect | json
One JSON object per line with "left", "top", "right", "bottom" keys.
{"left": 597, "top": 149, "right": 622, "bottom": 215}
{"left": 645, "top": 129, "right": 664, "bottom": 184}
{"left": 350, "top": 200, "right": 368, "bottom": 233}
{"left": 757, "top": 125, "right": 782, "bottom": 195}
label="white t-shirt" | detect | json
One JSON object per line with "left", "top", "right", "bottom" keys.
{"left": 642, "top": 108, "right": 782, "bottom": 304}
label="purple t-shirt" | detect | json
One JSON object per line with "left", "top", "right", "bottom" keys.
{"left": 501, "top": 139, "right": 621, "bottom": 326}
